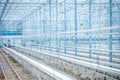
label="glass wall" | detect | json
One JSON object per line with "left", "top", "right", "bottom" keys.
{"left": 14, "top": 0, "right": 120, "bottom": 62}
{"left": 1, "top": 0, "right": 119, "bottom": 63}
{"left": 0, "top": 0, "right": 119, "bottom": 79}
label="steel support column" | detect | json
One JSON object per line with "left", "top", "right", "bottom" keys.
{"left": 118, "top": 4, "right": 120, "bottom": 50}
{"left": 89, "top": 0, "right": 92, "bottom": 59}
{"left": 0, "top": 0, "right": 9, "bottom": 20}
{"left": 74, "top": 0, "right": 77, "bottom": 56}
{"left": 64, "top": 0, "right": 67, "bottom": 54}
{"left": 39, "top": 9, "right": 41, "bottom": 34}
{"left": 109, "top": 0, "right": 112, "bottom": 63}
{"left": 56, "top": 0, "right": 59, "bottom": 53}
{"left": 49, "top": 0, "right": 52, "bottom": 51}
{"left": 0, "top": 21, "right": 2, "bottom": 35}
{"left": 0, "top": 0, "right": 9, "bottom": 38}
{"left": 118, "top": 4, "right": 120, "bottom": 26}
{"left": 39, "top": 9, "right": 42, "bottom": 49}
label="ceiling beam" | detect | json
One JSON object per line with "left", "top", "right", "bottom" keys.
{"left": 0, "top": 0, "right": 9, "bottom": 20}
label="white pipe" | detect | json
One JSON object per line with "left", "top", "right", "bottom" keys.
{"left": 0, "top": 26, "right": 119, "bottom": 38}
{"left": 15, "top": 45, "right": 120, "bottom": 76}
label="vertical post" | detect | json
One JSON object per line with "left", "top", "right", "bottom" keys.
{"left": 118, "top": 4, "right": 120, "bottom": 26}
{"left": 0, "top": 21, "right": 3, "bottom": 46}
{"left": 0, "top": 20, "right": 2, "bottom": 35}
{"left": 38, "top": 9, "right": 40, "bottom": 34}
{"left": 56, "top": 0, "right": 59, "bottom": 52}
{"left": 64, "top": 0, "right": 67, "bottom": 54}
{"left": 39, "top": 9, "right": 42, "bottom": 49}
{"left": 74, "top": 0, "right": 77, "bottom": 56}
{"left": 89, "top": 0, "right": 92, "bottom": 59}
{"left": 118, "top": 5, "right": 120, "bottom": 50}
{"left": 97, "top": 2, "right": 101, "bottom": 64}
{"left": 109, "top": 0, "right": 112, "bottom": 63}
{"left": 37, "top": 11, "right": 39, "bottom": 47}
{"left": 43, "top": 15, "right": 45, "bottom": 34}
{"left": 39, "top": 9, "right": 41, "bottom": 34}
{"left": 49, "top": 0, "right": 51, "bottom": 51}
{"left": 43, "top": 8, "right": 46, "bottom": 50}
{"left": 36, "top": 12, "right": 38, "bottom": 34}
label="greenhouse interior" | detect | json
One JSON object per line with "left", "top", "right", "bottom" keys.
{"left": 0, "top": 0, "right": 120, "bottom": 80}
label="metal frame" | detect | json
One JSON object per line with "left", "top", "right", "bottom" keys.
{"left": 109, "top": 0, "right": 113, "bottom": 63}
{"left": 49, "top": 0, "right": 52, "bottom": 51}
{"left": 64, "top": 0, "right": 67, "bottom": 54}
{"left": 56, "top": 0, "right": 59, "bottom": 53}
{"left": 89, "top": 0, "right": 92, "bottom": 59}
{"left": 0, "top": 0, "right": 9, "bottom": 20}
{"left": 74, "top": 0, "right": 77, "bottom": 56}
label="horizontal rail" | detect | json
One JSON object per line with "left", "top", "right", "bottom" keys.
{"left": 14, "top": 46, "right": 120, "bottom": 70}
{"left": 17, "top": 45, "right": 120, "bottom": 63}
{"left": 14, "top": 45, "right": 120, "bottom": 76}
{"left": 49, "top": 45, "right": 120, "bottom": 54}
